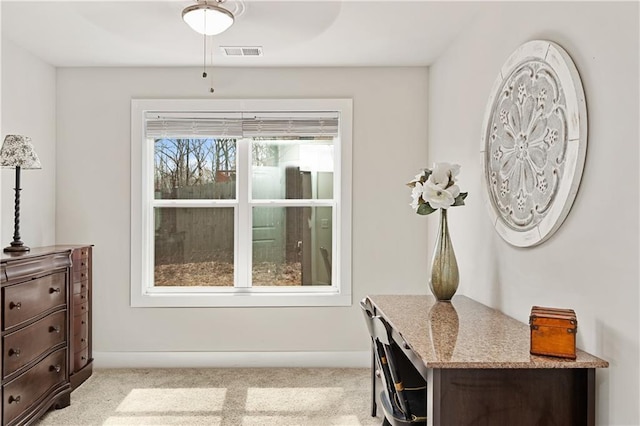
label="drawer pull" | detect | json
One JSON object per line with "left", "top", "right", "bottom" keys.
{"left": 81, "top": 356, "right": 87, "bottom": 361}
{"left": 49, "top": 325, "right": 61, "bottom": 333}
{"left": 81, "top": 262, "right": 86, "bottom": 267}
{"left": 8, "top": 395, "right": 21, "bottom": 404}
{"left": 8, "top": 348, "right": 21, "bottom": 357}
{"left": 81, "top": 273, "right": 86, "bottom": 278}
{"left": 81, "top": 338, "right": 86, "bottom": 343}
{"left": 81, "top": 320, "right": 86, "bottom": 325}
{"left": 50, "top": 364, "right": 61, "bottom": 373}
{"left": 81, "top": 294, "right": 86, "bottom": 299}
{"left": 50, "top": 287, "right": 61, "bottom": 294}
{"left": 9, "top": 301, "right": 21, "bottom": 310}
{"left": 81, "top": 306, "right": 86, "bottom": 310}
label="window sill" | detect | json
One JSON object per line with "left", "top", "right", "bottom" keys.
{"left": 130, "top": 290, "right": 352, "bottom": 308}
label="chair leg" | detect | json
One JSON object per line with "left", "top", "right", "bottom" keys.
{"left": 371, "top": 339, "right": 377, "bottom": 416}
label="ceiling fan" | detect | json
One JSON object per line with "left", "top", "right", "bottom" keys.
{"left": 182, "top": 0, "right": 236, "bottom": 36}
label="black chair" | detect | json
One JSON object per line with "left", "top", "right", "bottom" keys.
{"left": 360, "top": 299, "right": 428, "bottom": 426}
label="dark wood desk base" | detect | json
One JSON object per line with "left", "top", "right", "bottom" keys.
{"left": 366, "top": 295, "right": 607, "bottom": 426}
{"left": 432, "top": 368, "right": 595, "bottom": 426}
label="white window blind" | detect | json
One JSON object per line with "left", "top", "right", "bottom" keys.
{"left": 145, "top": 112, "right": 243, "bottom": 138}
{"left": 145, "top": 112, "right": 339, "bottom": 138}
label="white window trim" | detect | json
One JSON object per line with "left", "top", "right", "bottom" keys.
{"left": 130, "top": 99, "right": 353, "bottom": 307}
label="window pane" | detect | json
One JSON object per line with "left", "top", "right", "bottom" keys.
{"left": 154, "top": 138, "right": 236, "bottom": 200}
{"left": 251, "top": 139, "right": 334, "bottom": 200}
{"left": 154, "top": 207, "right": 234, "bottom": 286}
{"left": 252, "top": 206, "right": 332, "bottom": 286}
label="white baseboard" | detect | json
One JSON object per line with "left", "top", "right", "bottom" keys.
{"left": 93, "top": 351, "right": 370, "bottom": 369}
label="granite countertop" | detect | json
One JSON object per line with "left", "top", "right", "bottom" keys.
{"left": 367, "top": 295, "right": 609, "bottom": 369}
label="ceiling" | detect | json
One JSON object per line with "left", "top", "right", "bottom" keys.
{"left": 1, "top": 1, "right": 484, "bottom": 68}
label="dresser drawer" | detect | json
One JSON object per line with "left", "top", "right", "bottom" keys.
{"left": 73, "top": 279, "right": 89, "bottom": 295}
{"left": 73, "top": 292, "right": 89, "bottom": 307}
{"left": 73, "top": 347, "right": 89, "bottom": 370}
{"left": 72, "top": 258, "right": 89, "bottom": 273}
{"left": 3, "top": 253, "right": 70, "bottom": 284}
{"left": 3, "top": 272, "right": 66, "bottom": 330}
{"left": 72, "top": 247, "right": 90, "bottom": 261}
{"left": 73, "top": 332, "right": 89, "bottom": 353}
{"left": 73, "top": 313, "right": 89, "bottom": 337}
{"left": 3, "top": 348, "right": 66, "bottom": 425}
{"left": 3, "top": 310, "right": 66, "bottom": 378}
{"left": 72, "top": 270, "right": 89, "bottom": 283}
{"left": 75, "top": 301, "right": 89, "bottom": 316}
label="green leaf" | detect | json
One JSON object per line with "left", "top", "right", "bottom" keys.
{"left": 417, "top": 203, "right": 436, "bottom": 215}
{"left": 452, "top": 192, "right": 469, "bottom": 207}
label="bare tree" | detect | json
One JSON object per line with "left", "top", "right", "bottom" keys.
{"left": 155, "top": 138, "right": 238, "bottom": 198}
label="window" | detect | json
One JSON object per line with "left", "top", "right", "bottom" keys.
{"left": 130, "top": 99, "right": 352, "bottom": 307}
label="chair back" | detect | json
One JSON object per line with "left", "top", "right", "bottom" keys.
{"left": 360, "top": 299, "right": 413, "bottom": 421}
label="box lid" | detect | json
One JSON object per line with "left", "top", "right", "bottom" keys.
{"left": 530, "top": 306, "right": 577, "bottom": 328}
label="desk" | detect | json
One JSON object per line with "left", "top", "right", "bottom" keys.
{"left": 366, "top": 295, "right": 608, "bottom": 426}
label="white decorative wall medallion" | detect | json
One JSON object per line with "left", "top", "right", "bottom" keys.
{"left": 480, "top": 40, "right": 587, "bottom": 247}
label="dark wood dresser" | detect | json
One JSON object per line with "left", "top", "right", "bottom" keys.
{"left": 1, "top": 245, "right": 93, "bottom": 425}
{"left": 68, "top": 246, "right": 93, "bottom": 390}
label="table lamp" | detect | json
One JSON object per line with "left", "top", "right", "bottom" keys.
{"left": 0, "top": 135, "right": 42, "bottom": 252}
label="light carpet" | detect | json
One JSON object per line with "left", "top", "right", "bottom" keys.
{"left": 35, "top": 368, "right": 383, "bottom": 426}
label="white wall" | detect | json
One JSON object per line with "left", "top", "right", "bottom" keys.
{"left": 56, "top": 67, "right": 429, "bottom": 355}
{"left": 1, "top": 37, "right": 56, "bottom": 248}
{"left": 428, "top": 2, "right": 639, "bottom": 425}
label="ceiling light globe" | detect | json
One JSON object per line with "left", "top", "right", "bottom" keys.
{"left": 182, "top": 4, "right": 234, "bottom": 36}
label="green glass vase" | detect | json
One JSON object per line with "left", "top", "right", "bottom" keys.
{"left": 428, "top": 208, "right": 459, "bottom": 301}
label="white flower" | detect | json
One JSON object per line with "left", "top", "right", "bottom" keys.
{"left": 409, "top": 170, "right": 427, "bottom": 185}
{"left": 407, "top": 163, "right": 467, "bottom": 215}
{"left": 423, "top": 180, "right": 455, "bottom": 209}
{"left": 448, "top": 184, "right": 461, "bottom": 199}
{"left": 410, "top": 181, "right": 423, "bottom": 210}
{"left": 429, "top": 162, "right": 461, "bottom": 189}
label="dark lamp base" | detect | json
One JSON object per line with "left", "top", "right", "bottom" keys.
{"left": 4, "top": 243, "right": 30, "bottom": 253}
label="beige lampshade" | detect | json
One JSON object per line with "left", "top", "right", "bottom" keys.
{"left": 0, "top": 135, "right": 42, "bottom": 169}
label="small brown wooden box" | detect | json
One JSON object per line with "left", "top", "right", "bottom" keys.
{"left": 529, "top": 306, "right": 577, "bottom": 359}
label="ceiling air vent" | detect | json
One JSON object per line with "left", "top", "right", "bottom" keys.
{"left": 221, "top": 46, "right": 263, "bottom": 57}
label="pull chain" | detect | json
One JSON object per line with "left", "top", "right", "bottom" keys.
{"left": 197, "top": 1, "right": 215, "bottom": 93}
{"left": 210, "top": 37, "right": 215, "bottom": 93}
{"left": 202, "top": 33, "right": 207, "bottom": 78}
